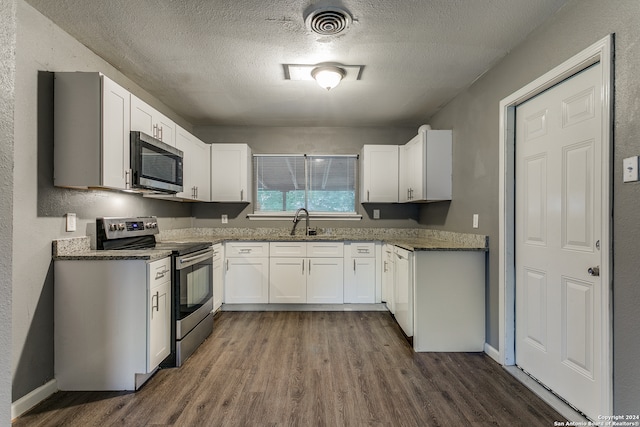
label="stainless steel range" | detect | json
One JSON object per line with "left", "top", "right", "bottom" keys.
{"left": 96, "top": 216, "right": 213, "bottom": 367}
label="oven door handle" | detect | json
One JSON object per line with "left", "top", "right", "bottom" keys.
{"left": 178, "top": 249, "right": 213, "bottom": 267}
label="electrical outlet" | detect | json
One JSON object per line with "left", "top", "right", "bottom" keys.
{"left": 623, "top": 156, "right": 639, "bottom": 182}
{"left": 472, "top": 214, "right": 479, "bottom": 229}
{"left": 373, "top": 209, "right": 380, "bottom": 219}
{"left": 66, "top": 213, "right": 77, "bottom": 232}
{"left": 221, "top": 214, "right": 228, "bottom": 224}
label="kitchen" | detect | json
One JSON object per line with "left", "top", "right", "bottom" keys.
{"left": 3, "top": 0, "right": 640, "bottom": 425}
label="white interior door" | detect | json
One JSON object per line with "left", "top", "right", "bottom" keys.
{"left": 515, "top": 63, "right": 602, "bottom": 420}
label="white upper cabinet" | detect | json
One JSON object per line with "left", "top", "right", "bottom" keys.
{"left": 54, "top": 72, "right": 131, "bottom": 190}
{"left": 399, "top": 129, "right": 452, "bottom": 202}
{"left": 130, "top": 94, "right": 176, "bottom": 146}
{"left": 360, "top": 145, "right": 399, "bottom": 203}
{"left": 175, "top": 126, "right": 210, "bottom": 201}
{"left": 210, "top": 143, "right": 252, "bottom": 202}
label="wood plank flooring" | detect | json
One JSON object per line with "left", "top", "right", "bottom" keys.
{"left": 14, "top": 311, "right": 563, "bottom": 426}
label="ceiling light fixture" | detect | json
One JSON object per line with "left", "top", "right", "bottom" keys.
{"left": 311, "top": 66, "right": 346, "bottom": 91}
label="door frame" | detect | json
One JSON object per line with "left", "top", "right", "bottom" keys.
{"left": 498, "top": 35, "right": 613, "bottom": 413}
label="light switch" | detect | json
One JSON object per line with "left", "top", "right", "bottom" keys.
{"left": 66, "top": 213, "right": 77, "bottom": 232}
{"left": 221, "top": 214, "right": 228, "bottom": 224}
{"left": 623, "top": 156, "right": 639, "bottom": 182}
{"left": 472, "top": 214, "right": 479, "bottom": 229}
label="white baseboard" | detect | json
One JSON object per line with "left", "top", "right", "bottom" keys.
{"left": 11, "top": 379, "right": 57, "bottom": 421}
{"left": 484, "top": 342, "right": 501, "bottom": 364}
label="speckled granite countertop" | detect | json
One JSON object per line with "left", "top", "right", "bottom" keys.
{"left": 53, "top": 228, "right": 487, "bottom": 260}
{"left": 52, "top": 236, "right": 172, "bottom": 261}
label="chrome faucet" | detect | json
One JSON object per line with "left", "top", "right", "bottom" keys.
{"left": 291, "top": 207, "right": 310, "bottom": 236}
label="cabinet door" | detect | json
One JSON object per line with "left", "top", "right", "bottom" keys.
{"left": 148, "top": 280, "right": 171, "bottom": 371}
{"left": 400, "top": 133, "right": 424, "bottom": 202}
{"left": 344, "top": 257, "right": 376, "bottom": 303}
{"left": 175, "top": 127, "right": 195, "bottom": 199}
{"left": 270, "top": 257, "right": 306, "bottom": 303}
{"left": 131, "top": 95, "right": 155, "bottom": 137}
{"left": 307, "top": 258, "right": 344, "bottom": 304}
{"left": 360, "top": 145, "right": 399, "bottom": 203}
{"left": 210, "top": 144, "right": 250, "bottom": 202}
{"left": 192, "top": 138, "right": 211, "bottom": 201}
{"left": 394, "top": 248, "right": 413, "bottom": 337}
{"left": 382, "top": 244, "right": 395, "bottom": 313}
{"left": 212, "top": 249, "right": 224, "bottom": 311}
{"left": 225, "top": 258, "right": 269, "bottom": 303}
{"left": 101, "top": 76, "right": 131, "bottom": 189}
{"left": 130, "top": 95, "right": 176, "bottom": 146}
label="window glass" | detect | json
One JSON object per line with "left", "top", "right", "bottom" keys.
{"left": 254, "top": 155, "right": 357, "bottom": 214}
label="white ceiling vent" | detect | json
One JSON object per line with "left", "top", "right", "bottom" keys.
{"left": 304, "top": 6, "right": 352, "bottom": 36}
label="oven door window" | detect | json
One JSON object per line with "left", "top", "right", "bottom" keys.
{"left": 179, "top": 259, "right": 212, "bottom": 319}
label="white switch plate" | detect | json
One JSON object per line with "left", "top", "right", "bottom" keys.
{"left": 623, "top": 156, "right": 639, "bottom": 182}
{"left": 66, "top": 213, "right": 77, "bottom": 232}
{"left": 472, "top": 214, "right": 479, "bottom": 229}
{"left": 221, "top": 214, "right": 228, "bottom": 224}
{"left": 373, "top": 209, "right": 380, "bottom": 219}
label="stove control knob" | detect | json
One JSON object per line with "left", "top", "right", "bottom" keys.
{"left": 117, "top": 223, "right": 126, "bottom": 231}
{"left": 109, "top": 223, "right": 117, "bottom": 231}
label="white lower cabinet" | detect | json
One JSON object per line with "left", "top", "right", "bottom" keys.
{"left": 306, "top": 257, "right": 344, "bottom": 303}
{"left": 212, "top": 243, "right": 224, "bottom": 311}
{"left": 224, "top": 242, "right": 269, "bottom": 303}
{"left": 382, "top": 243, "right": 396, "bottom": 313}
{"left": 54, "top": 256, "right": 171, "bottom": 391}
{"left": 343, "top": 242, "right": 378, "bottom": 304}
{"left": 269, "top": 242, "right": 344, "bottom": 304}
{"left": 393, "top": 247, "right": 413, "bottom": 337}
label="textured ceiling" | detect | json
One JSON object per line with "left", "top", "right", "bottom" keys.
{"left": 25, "top": 0, "right": 568, "bottom": 127}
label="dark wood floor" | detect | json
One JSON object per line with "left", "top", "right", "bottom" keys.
{"left": 14, "top": 311, "right": 562, "bottom": 426}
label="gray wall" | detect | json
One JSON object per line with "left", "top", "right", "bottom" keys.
{"left": 193, "top": 125, "right": 422, "bottom": 229}
{"left": 1, "top": 1, "right": 16, "bottom": 423}
{"left": 422, "top": 0, "right": 640, "bottom": 414}
{"left": 12, "top": 1, "right": 193, "bottom": 403}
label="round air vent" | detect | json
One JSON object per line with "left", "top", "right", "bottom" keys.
{"left": 305, "top": 6, "right": 352, "bottom": 36}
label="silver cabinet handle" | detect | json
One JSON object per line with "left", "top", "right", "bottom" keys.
{"left": 152, "top": 291, "right": 159, "bottom": 312}
{"left": 367, "top": 190, "right": 370, "bottom": 202}
{"left": 587, "top": 266, "right": 600, "bottom": 277}
{"left": 240, "top": 189, "right": 244, "bottom": 201}
{"left": 353, "top": 259, "right": 356, "bottom": 271}
{"left": 125, "top": 169, "right": 132, "bottom": 189}
{"left": 308, "top": 259, "right": 311, "bottom": 274}
{"left": 302, "top": 260, "right": 304, "bottom": 274}
{"left": 226, "top": 259, "right": 229, "bottom": 271}
{"left": 153, "top": 124, "right": 158, "bottom": 138}
{"left": 155, "top": 269, "right": 169, "bottom": 280}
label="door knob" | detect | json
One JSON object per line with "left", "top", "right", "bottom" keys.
{"left": 587, "top": 266, "right": 600, "bottom": 277}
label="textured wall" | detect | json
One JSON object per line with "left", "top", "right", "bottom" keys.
{"left": 1, "top": 1, "right": 16, "bottom": 423}
{"left": 193, "top": 125, "right": 421, "bottom": 229}
{"left": 423, "top": 0, "right": 640, "bottom": 414}
{"left": 12, "top": 2, "right": 192, "bottom": 402}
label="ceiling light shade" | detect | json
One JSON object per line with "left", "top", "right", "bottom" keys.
{"left": 311, "top": 66, "right": 346, "bottom": 91}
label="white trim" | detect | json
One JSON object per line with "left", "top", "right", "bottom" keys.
{"left": 484, "top": 342, "right": 501, "bottom": 364}
{"left": 498, "top": 34, "right": 613, "bottom": 415}
{"left": 11, "top": 379, "right": 58, "bottom": 420}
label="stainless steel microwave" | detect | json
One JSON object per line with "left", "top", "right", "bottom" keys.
{"left": 130, "top": 131, "right": 183, "bottom": 193}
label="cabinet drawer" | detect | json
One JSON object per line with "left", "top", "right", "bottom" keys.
{"left": 270, "top": 242, "right": 306, "bottom": 257}
{"left": 211, "top": 243, "right": 223, "bottom": 262}
{"left": 349, "top": 242, "right": 376, "bottom": 258}
{"left": 225, "top": 241, "right": 269, "bottom": 258}
{"left": 307, "top": 242, "right": 344, "bottom": 258}
{"left": 148, "top": 257, "right": 171, "bottom": 287}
